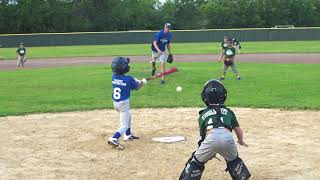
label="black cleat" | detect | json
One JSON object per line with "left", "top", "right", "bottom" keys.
{"left": 124, "top": 135, "right": 140, "bottom": 141}
{"left": 152, "top": 68, "right": 156, "bottom": 76}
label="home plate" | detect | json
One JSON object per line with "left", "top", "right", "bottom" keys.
{"left": 152, "top": 135, "right": 186, "bottom": 143}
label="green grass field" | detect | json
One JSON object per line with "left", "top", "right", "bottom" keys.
{"left": 1, "top": 62, "right": 319, "bottom": 116}
{"left": 1, "top": 41, "right": 320, "bottom": 60}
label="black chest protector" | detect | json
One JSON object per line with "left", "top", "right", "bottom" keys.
{"left": 208, "top": 105, "right": 232, "bottom": 132}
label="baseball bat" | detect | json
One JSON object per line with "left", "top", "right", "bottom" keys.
{"left": 146, "top": 67, "right": 178, "bottom": 81}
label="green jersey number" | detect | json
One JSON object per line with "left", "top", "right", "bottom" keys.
{"left": 207, "top": 117, "right": 224, "bottom": 129}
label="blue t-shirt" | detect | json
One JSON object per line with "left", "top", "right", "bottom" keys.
{"left": 151, "top": 30, "right": 172, "bottom": 52}
{"left": 112, "top": 74, "right": 139, "bottom": 102}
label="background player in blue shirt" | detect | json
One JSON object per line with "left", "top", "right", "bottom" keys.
{"left": 108, "top": 56, "right": 147, "bottom": 150}
{"left": 151, "top": 23, "right": 172, "bottom": 84}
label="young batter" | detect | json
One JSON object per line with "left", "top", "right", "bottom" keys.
{"left": 108, "top": 56, "right": 147, "bottom": 150}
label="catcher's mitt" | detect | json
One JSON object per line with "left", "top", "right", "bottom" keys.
{"left": 167, "top": 54, "right": 173, "bottom": 63}
{"left": 224, "top": 59, "right": 233, "bottom": 66}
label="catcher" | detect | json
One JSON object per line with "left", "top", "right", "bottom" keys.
{"left": 219, "top": 38, "right": 241, "bottom": 80}
{"left": 179, "top": 79, "right": 251, "bottom": 180}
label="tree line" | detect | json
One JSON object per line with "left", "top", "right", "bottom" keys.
{"left": 1, "top": 0, "right": 320, "bottom": 34}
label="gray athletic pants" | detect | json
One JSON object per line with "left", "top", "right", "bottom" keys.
{"left": 222, "top": 61, "right": 239, "bottom": 76}
{"left": 17, "top": 55, "right": 25, "bottom": 67}
{"left": 194, "top": 128, "right": 238, "bottom": 163}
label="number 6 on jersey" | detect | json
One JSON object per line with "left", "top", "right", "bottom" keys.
{"left": 113, "top": 87, "right": 121, "bottom": 100}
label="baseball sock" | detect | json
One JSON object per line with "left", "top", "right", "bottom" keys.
{"left": 112, "top": 132, "right": 121, "bottom": 139}
{"left": 125, "top": 128, "right": 131, "bottom": 136}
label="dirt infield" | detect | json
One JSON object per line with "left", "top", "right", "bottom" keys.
{"left": 1, "top": 108, "right": 320, "bottom": 179}
{"left": 1, "top": 53, "right": 319, "bottom": 70}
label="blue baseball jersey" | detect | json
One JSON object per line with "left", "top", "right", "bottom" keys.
{"left": 151, "top": 30, "right": 172, "bottom": 52}
{"left": 112, "top": 74, "right": 139, "bottom": 102}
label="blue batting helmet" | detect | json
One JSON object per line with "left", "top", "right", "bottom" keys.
{"left": 111, "top": 56, "right": 130, "bottom": 75}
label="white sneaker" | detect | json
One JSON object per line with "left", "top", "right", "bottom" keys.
{"left": 124, "top": 134, "right": 140, "bottom": 141}
{"left": 108, "top": 137, "right": 124, "bottom": 150}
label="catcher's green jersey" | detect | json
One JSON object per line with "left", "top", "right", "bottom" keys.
{"left": 224, "top": 47, "right": 236, "bottom": 58}
{"left": 198, "top": 106, "right": 239, "bottom": 138}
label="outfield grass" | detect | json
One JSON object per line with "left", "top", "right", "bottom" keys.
{"left": 0, "top": 62, "right": 319, "bottom": 116}
{"left": 1, "top": 41, "right": 320, "bottom": 60}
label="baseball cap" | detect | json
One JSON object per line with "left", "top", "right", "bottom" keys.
{"left": 20, "top": 42, "right": 24, "bottom": 45}
{"left": 164, "top": 23, "right": 171, "bottom": 29}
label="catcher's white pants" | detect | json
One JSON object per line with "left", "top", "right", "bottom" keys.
{"left": 195, "top": 128, "right": 238, "bottom": 163}
{"left": 152, "top": 51, "right": 167, "bottom": 63}
{"left": 17, "top": 55, "right": 25, "bottom": 67}
{"left": 113, "top": 99, "right": 131, "bottom": 135}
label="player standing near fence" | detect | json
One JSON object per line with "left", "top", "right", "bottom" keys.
{"left": 108, "top": 56, "right": 147, "bottom": 150}
{"left": 151, "top": 23, "right": 173, "bottom": 84}
{"left": 232, "top": 37, "right": 241, "bottom": 54}
{"left": 218, "top": 36, "right": 228, "bottom": 62}
{"left": 16, "top": 42, "right": 27, "bottom": 69}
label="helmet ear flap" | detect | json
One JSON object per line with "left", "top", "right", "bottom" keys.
{"left": 201, "top": 93, "right": 209, "bottom": 106}
{"left": 123, "top": 65, "right": 130, "bottom": 74}
{"left": 219, "top": 87, "right": 227, "bottom": 104}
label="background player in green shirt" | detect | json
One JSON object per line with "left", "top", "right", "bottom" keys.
{"left": 218, "top": 35, "right": 228, "bottom": 62}
{"left": 16, "top": 42, "right": 27, "bottom": 69}
{"left": 179, "top": 79, "right": 251, "bottom": 180}
{"left": 220, "top": 38, "right": 241, "bottom": 80}
{"left": 232, "top": 37, "right": 241, "bottom": 54}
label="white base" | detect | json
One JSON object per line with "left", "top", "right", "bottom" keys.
{"left": 152, "top": 135, "right": 186, "bottom": 143}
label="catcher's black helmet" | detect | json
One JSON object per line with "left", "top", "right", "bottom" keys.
{"left": 201, "top": 79, "right": 227, "bottom": 106}
{"left": 111, "top": 56, "right": 130, "bottom": 75}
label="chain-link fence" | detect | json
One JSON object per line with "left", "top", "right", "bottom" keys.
{"left": 1, "top": 27, "right": 320, "bottom": 47}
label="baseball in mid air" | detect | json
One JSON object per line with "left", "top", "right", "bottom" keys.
{"left": 176, "top": 86, "right": 182, "bottom": 92}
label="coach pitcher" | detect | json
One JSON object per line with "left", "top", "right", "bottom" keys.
{"left": 151, "top": 23, "right": 172, "bottom": 84}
